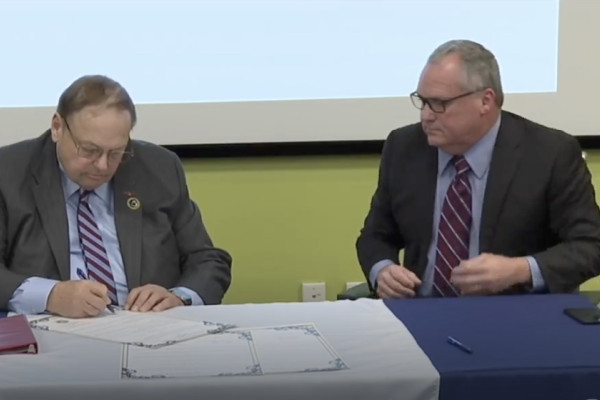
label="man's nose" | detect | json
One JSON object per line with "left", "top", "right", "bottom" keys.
{"left": 421, "top": 103, "right": 436, "bottom": 121}
{"left": 94, "top": 152, "right": 110, "bottom": 170}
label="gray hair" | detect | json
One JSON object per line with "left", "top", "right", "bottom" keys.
{"left": 428, "top": 40, "right": 504, "bottom": 107}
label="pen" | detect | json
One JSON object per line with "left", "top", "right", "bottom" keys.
{"left": 76, "top": 268, "right": 115, "bottom": 314}
{"left": 76, "top": 268, "right": 87, "bottom": 280}
{"left": 447, "top": 336, "right": 473, "bottom": 354}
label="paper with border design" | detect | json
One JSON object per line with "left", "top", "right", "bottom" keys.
{"left": 29, "top": 310, "right": 232, "bottom": 348}
{"left": 121, "top": 323, "right": 348, "bottom": 379}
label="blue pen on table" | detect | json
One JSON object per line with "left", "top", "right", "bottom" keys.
{"left": 76, "top": 268, "right": 115, "bottom": 314}
{"left": 447, "top": 336, "right": 473, "bottom": 354}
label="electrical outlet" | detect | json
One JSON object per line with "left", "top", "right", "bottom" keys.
{"left": 302, "top": 282, "right": 326, "bottom": 302}
{"left": 345, "top": 282, "right": 363, "bottom": 291}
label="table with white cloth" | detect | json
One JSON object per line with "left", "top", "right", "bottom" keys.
{"left": 3, "top": 294, "right": 599, "bottom": 400}
{"left": 0, "top": 299, "right": 440, "bottom": 400}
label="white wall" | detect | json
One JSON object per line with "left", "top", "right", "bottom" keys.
{"left": 0, "top": 0, "right": 596, "bottom": 146}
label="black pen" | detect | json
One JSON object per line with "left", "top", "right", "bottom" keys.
{"left": 76, "top": 268, "right": 115, "bottom": 314}
{"left": 447, "top": 336, "right": 473, "bottom": 354}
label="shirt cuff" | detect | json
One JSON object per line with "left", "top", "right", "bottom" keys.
{"left": 8, "top": 277, "right": 59, "bottom": 314}
{"left": 369, "top": 259, "right": 395, "bottom": 288}
{"left": 525, "top": 256, "right": 547, "bottom": 292}
{"left": 172, "top": 286, "right": 204, "bottom": 306}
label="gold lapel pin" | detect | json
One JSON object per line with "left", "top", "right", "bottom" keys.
{"left": 127, "top": 197, "right": 141, "bottom": 210}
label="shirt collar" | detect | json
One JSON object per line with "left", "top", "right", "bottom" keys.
{"left": 437, "top": 115, "right": 501, "bottom": 179}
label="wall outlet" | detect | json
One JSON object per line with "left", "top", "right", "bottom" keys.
{"left": 302, "top": 282, "right": 326, "bottom": 302}
{"left": 345, "top": 282, "right": 363, "bottom": 291}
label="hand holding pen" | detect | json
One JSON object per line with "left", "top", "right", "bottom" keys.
{"left": 46, "top": 273, "right": 116, "bottom": 318}
{"left": 76, "top": 268, "right": 116, "bottom": 314}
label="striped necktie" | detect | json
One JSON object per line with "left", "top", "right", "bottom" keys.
{"left": 77, "top": 189, "right": 118, "bottom": 304}
{"left": 433, "top": 156, "right": 472, "bottom": 297}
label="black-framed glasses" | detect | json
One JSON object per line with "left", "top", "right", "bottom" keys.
{"left": 410, "top": 89, "right": 484, "bottom": 113}
{"left": 62, "top": 117, "right": 134, "bottom": 164}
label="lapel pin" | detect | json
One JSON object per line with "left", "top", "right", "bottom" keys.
{"left": 124, "top": 192, "right": 141, "bottom": 210}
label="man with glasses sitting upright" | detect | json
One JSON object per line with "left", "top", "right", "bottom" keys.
{"left": 356, "top": 39, "right": 600, "bottom": 299}
{"left": 0, "top": 75, "right": 232, "bottom": 317}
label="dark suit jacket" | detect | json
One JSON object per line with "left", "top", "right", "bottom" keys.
{"left": 0, "top": 131, "right": 232, "bottom": 308}
{"left": 356, "top": 111, "right": 600, "bottom": 293}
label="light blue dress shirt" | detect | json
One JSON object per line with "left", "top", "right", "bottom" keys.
{"left": 9, "top": 167, "right": 203, "bottom": 314}
{"left": 369, "top": 116, "right": 546, "bottom": 295}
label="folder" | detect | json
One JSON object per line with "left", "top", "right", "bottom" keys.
{"left": 0, "top": 315, "right": 38, "bottom": 355}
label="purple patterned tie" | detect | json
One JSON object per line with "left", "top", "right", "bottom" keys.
{"left": 77, "top": 189, "right": 118, "bottom": 304}
{"left": 433, "top": 156, "right": 472, "bottom": 297}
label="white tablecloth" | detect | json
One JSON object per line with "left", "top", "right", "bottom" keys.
{"left": 0, "top": 299, "right": 439, "bottom": 400}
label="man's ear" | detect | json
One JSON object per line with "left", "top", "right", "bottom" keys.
{"left": 50, "top": 113, "right": 63, "bottom": 142}
{"left": 480, "top": 88, "right": 497, "bottom": 115}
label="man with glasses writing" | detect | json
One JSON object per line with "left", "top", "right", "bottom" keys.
{"left": 357, "top": 40, "right": 600, "bottom": 299}
{"left": 0, "top": 75, "right": 232, "bottom": 317}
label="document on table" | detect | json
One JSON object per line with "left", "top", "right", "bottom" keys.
{"left": 121, "top": 323, "right": 349, "bottom": 379}
{"left": 29, "top": 310, "right": 231, "bottom": 348}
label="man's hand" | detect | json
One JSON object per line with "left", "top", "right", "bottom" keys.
{"left": 451, "top": 253, "right": 532, "bottom": 295}
{"left": 376, "top": 264, "right": 422, "bottom": 299}
{"left": 46, "top": 280, "right": 111, "bottom": 318}
{"left": 125, "top": 284, "right": 183, "bottom": 312}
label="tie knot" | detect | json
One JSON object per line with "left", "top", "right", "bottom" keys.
{"left": 79, "top": 189, "right": 93, "bottom": 202}
{"left": 453, "top": 156, "right": 470, "bottom": 175}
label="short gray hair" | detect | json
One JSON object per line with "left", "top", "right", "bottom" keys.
{"left": 428, "top": 40, "right": 504, "bottom": 107}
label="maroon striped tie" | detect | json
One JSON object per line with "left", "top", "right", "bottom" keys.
{"left": 77, "top": 190, "right": 118, "bottom": 304}
{"left": 433, "top": 156, "right": 472, "bottom": 297}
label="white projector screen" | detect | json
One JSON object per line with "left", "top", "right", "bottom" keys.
{"left": 0, "top": 0, "right": 597, "bottom": 146}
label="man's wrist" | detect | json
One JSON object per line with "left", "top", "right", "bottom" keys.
{"left": 169, "top": 288, "right": 192, "bottom": 306}
{"left": 513, "top": 257, "right": 533, "bottom": 286}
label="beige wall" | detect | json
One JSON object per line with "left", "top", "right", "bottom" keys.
{"left": 183, "top": 150, "right": 600, "bottom": 304}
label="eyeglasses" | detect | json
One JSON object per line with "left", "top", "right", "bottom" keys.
{"left": 62, "top": 117, "right": 134, "bottom": 164}
{"left": 410, "top": 89, "right": 484, "bottom": 113}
